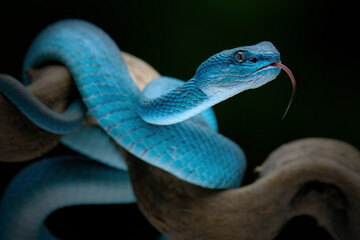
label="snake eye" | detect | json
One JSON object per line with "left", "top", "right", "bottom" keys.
{"left": 234, "top": 51, "right": 246, "bottom": 63}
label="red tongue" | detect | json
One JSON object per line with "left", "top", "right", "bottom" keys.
{"left": 271, "top": 62, "right": 296, "bottom": 119}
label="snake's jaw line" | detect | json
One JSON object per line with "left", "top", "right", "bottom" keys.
{"left": 138, "top": 41, "right": 284, "bottom": 125}
{"left": 192, "top": 41, "right": 284, "bottom": 104}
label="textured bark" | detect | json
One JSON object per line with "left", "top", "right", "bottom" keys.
{"left": 127, "top": 138, "right": 360, "bottom": 240}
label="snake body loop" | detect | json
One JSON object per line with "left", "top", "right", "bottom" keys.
{"left": 22, "top": 19, "right": 252, "bottom": 189}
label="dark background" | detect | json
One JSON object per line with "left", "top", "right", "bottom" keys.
{"left": 0, "top": 0, "right": 359, "bottom": 239}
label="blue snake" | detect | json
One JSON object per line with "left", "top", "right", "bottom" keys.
{"left": 0, "top": 19, "right": 295, "bottom": 239}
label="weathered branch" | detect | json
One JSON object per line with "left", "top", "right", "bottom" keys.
{"left": 127, "top": 138, "right": 360, "bottom": 240}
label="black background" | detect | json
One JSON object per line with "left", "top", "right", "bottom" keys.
{"left": 0, "top": 0, "right": 359, "bottom": 239}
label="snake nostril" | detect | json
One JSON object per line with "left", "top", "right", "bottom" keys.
{"left": 265, "top": 57, "right": 269, "bottom": 61}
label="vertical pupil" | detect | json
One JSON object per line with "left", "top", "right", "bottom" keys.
{"left": 235, "top": 51, "right": 245, "bottom": 62}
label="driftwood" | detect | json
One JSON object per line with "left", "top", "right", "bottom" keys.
{"left": 1, "top": 53, "right": 360, "bottom": 239}
{"left": 127, "top": 138, "right": 360, "bottom": 240}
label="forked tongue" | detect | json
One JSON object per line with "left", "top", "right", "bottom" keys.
{"left": 271, "top": 62, "right": 296, "bottom": 119}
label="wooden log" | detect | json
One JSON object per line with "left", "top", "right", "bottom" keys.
{"left": 127, "top": 138, "right": 360, "bottom": 240}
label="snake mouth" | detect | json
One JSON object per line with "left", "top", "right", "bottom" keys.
{"left": 256, "top": 62, "right": 296, "bottom": 119}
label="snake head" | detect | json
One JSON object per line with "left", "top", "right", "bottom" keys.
{"left": 139, "top": 41, "right": 295, "bottom": 125}
{"left": 193, "top": 41, "right": 282, "bottom": 102}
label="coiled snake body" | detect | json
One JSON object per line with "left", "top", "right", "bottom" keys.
{"left": 0, "top": 19, "right": 294, "bottom": 239}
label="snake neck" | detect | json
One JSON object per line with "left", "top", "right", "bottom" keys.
{"left": 137, "top": 77, "right": 216, "bottom": 125}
